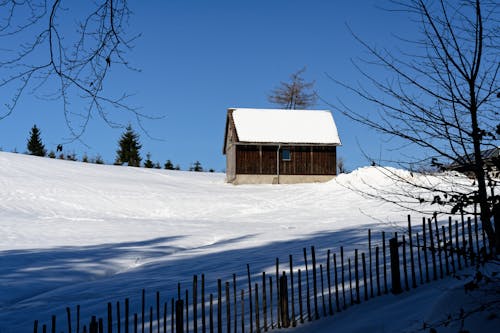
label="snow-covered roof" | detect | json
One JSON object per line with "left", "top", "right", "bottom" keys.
{"left": 229, "top": 108, "right": 341, "bottom": 145}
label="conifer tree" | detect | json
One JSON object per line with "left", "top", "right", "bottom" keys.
{"left": 190, "top": 161, "right": 203, "bottom": 172}
{"left": 26, "top": 125, "right": 46, "bottom": 156}
{"left": 164, "top": 159, "right": 174, "bottom": 170}
{"left": 115, "top": 125, "right": 142, "bottom": 167}
{"left": 144, "top": 152, "right": 154, "bottom": 168}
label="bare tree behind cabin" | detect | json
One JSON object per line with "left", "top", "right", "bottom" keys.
{"left": 0, "top": 0, "right": 154, "bottom": 139}
{"left": 268, "top": 67, "right": 317, "bottom": 109}
{"left": 327, "top": 0, "right": 499, "bottom": 251}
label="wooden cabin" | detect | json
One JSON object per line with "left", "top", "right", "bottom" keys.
{"left": 223, "top": 108, "right": 341, "bottom": 184}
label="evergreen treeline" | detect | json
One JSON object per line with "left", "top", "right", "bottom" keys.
{"left": 13, "top": 124, "right": 213, "bottom": 171}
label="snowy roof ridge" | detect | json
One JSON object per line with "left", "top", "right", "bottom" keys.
{"left": 229, "top": 108, "right": 341, "bottom": 145}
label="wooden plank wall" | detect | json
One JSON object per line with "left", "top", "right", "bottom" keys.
{"left": 235, "top": 145, "right": 336, "bottom": 176}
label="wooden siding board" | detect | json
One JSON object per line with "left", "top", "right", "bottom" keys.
{"left": 235, "top": 145, "right": 336, "bottom": 176}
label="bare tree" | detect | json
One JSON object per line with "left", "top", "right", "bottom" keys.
{"left": 328, "top": 0, "right": 499, "bottom": 251}
{"left": 0, "top": 0, "right": 153, "bottom": 140}
{"left": 268, "top": 67, "right": 317, "bottom": 109}
{"left": 337, "top": 156, "right": 346, "bottom": 174}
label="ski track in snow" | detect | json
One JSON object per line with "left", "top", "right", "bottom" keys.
{"left": 1, "top": 151, "right": 493, "bottom": 332}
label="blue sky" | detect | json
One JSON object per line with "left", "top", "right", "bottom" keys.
{"left": 0, "top": 0, "right": 416, "bottom": 172}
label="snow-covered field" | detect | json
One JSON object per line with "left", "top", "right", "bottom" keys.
{"left": 0, "top": 152, "right": 497, "bottom": 332}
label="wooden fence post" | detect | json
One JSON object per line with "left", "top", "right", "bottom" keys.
{"left": 416, "top": 233, "right": 423, "bottom": 285}
{"left": 202, "top": 275, "right": 206, "bottom": 333}
{"left": 333, "top": 252, "right": 340, "bottom": 312}
{"left": 66, "top": 307, "right": 72, "bottom": 333}
{"left": 269, "top": 276, "right": 273, "bottom": 329}
{"left": 311, "top": 246, "right": 319, "bottom": 320}
{"left": 423, "top": 218, "right": 430, "bottom": 283}
{"left": 193, "top": 277, "right": 198, "bottom": 333}
{"left": 246, "top": 264, "right": 253, "bottom": 333}
{"left": 185, "top": 290, "right": 189, "bottom": 333}
{"left": 375, "top": 246, "right": 381, "bottom": 296}
{"left": 340, "top": 246, "right": 346, "bottom": 308}
{"left": 254, "top": 283, "right": 260, "bottom": 333}
{"left": 262, "top": 272, "right": 267, "bottom": 331}
{"left": 226, "top": 282, "right": 231, "bottom": 333}
{"left": 289, "top": 254, "right": 296, "bottom": 326}
{"left": 108, "top": 302, "right": 113, "bottom": 333}
{"left": 233, "top": 274, "right": 237, "bottom": 333}
{"left": 382, "top": 232, "right": 388, "bottom": 294}
{"left": 455, "top": 220, "right": 462, "bottom": 270}
{"left": 176, "top": 300, "right": 184, "bottom": 333}
{"left": 90, "top": 316, "right": 98, "bottom": 333}
{"left": 298, "top": 269, "right": 303, "bottom": 324}
{"left": 348, "top": 258, "right": 353, "bottom": 306}
{"left": 303, "top": 248, "right": 311, "bottom": 322}
{"left": 217, "top": 280, "right": 222, "bottom": 333}
{"left": 389, "top": 237, "right": 403, "bottom": 294}
{"left": 467, "top": 217, "right": 474, "bottom": 265}
{"left": 52, "top": 315, "right": 56, "bottom": 333}
{"left": 326, "top": 250, "right": 333, "bottom": 316}
{"left": 77, "top": 305, "right": 80, "bottom": 333}
{"left": 279, "top": 272, "right": 290, "bottom": 328}
{"left": 142, "top": 289, "right": 146, "bottom": 333}
{"left": 34, "top": 320, "right": 39, "bottom": 333}
{"left": 117, "top": 301, "right": 121, "bottom": 333}
{"left": 408, "top": 215, "right": 417, "bottom": 288}
{"left": 275, "top": 258, "right": 280, "bottom": 328}
{"left": 448, "top": 219, "right": 456, "bottom": 274}
{"left": 434, "top": 219, "right": 443, "bottom": 279}
{"left": 354, "top": 249, "right": 360, "bottom": 304}
{"left": 442, "top": 225, "right": 450, "bottom": 275}
{"left": 368, "top": 229, "right": 374, "bottom": 298}
{"left": 461, "top": 215, "right": 468, "bottom": 267}
{"left": 402, "top": 235, "right": 409, "bottom": 291}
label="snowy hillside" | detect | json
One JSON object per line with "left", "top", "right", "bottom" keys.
{"left": 0, "top": 152, "right": 495, "bottom": 332}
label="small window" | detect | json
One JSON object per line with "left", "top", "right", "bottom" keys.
{"left": 282, "top": 149, "right": 291, "bottom": 161}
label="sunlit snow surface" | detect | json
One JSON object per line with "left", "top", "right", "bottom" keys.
{"left": 0, "top": 152, "right": 497, "bottom": 332}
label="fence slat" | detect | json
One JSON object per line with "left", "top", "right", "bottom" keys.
{"left": 389, "top": 237, "right": 402, "bottom": 294}
{"left": 289, "top": 254, "right": 296, "bottom": 326}
{"left": 254, "top": 283, "right": 260, "bottom": 333}
{"left": 416, "top": 233, "right": 423, "bottom": 285}
{"left": 375, "top": 246, "right": 381, "bottom": 296}
{"left": 246, "top": 264, "right": 253, "bottom": 333}
{"left": 333, "top": 252, "right": 340, "bottom": 312}
{"left": 303, "top": 248, "right": 311, "bottom": 321}
{"left": 368, "top": 229, "right": 374, "bottom": 298}
{"left": 402, "top": 235, "right": 409, "bottom": 291}
{"left": 348, "top": 258, "right": 353, "bottom": 306}
{"left": 193, "top": 277, "right": 198, "bottom": 333}
{"left": 354, "top": 249, "right": 360, "bottom": 304}
{"left": 262, "top": 272, "right": 267, "bottom": 331}
{"left": 382, "top": 232, "right": 388, "bottom": 294}
{"left": 340, "top": 246, "right": 346, "bottom": 309}
{"left": 311, "top": 246, "right": 319, "bottom": 320}
{"left": 408, "top": 215, "right": 417, "bottom": 288}
{"left": 434, "top": 219, "right": 443, "bottom": 279}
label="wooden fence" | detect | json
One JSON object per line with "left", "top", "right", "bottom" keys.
{"left": 32, "top": 213, "right": 489, "bottom": 333}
